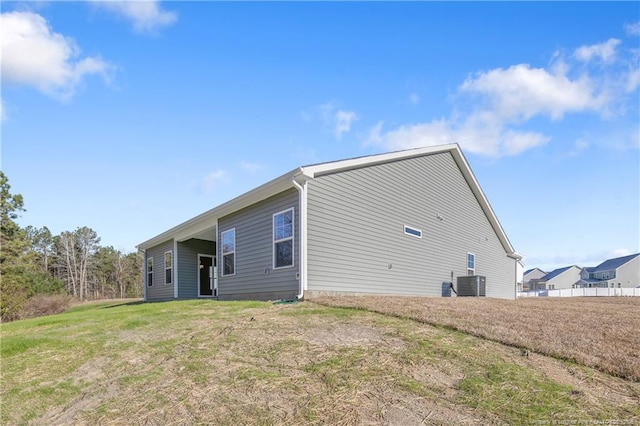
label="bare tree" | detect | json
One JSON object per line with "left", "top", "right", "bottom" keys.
{"left": 57, "top": 227, "right": 100, "bottom": 300}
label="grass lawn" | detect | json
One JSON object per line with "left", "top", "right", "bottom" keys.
{"left": 1, "top": 298, "right": 639, "bottom": 425}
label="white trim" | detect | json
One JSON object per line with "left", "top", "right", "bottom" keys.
{"left": 137, "top": 144, "right": 518, "bottom": 260}
{"left": 273, "top": 207, "right": 295, "bottom": 270}
{"left": 467, "top": 252, "right": 476, "bottom": 275}
{"left": 300, "top": 180, "right": 307, "bottom": 292}
{"left": 197, "top": 254, "right": 215, "bottom": 297}
{"left": 301, "top": 144, "right": 460, "bottom": 178}
{"left": 146, "top": 256, "right": 154, "bottom": 287}
{"left": 173, "top": 240, "right": 179, "bottom": 298}
{"left": 221, "top": 228, "right": 236, "bottom": 276}
{"left": 164, "top": 250, "right": 173, "bottom": 286}
{"left": 141, "top": 249, "right": 147, "bottom": 301}
{"left": 403, "top": 225, "right": 422, "bottom": 239}
{"left": 214, "top": 218, "right": 219, "bottom": 297}
{"left": 291, "top": 177, "right": 307, "bottom": 299}
{"left": 138, "top": 171, "right": 300, "bottom": 249}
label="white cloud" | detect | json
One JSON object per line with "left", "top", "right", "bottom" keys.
{"left": 574, "top": 38, "right": 621, "bottom": 64}
{"left": 93, "top": 1, "right": 177, "bottom": 34}
{"left": 334, "top": 110, "right": 358, "bottom": 139}
{"left": 460, "top": 64, "right": 604, "bottom": 121}
{"left": 625, "top": 67, "right": 640, "bottom": 93}
{"left": 201, "top": 170, "right": 228, "bottom": 194}
{"left": 318, "top": 101, "right": 358, "bottom": 139}
{"left": 610, "top": 248, "right": 632, "bottom": 258}
{"left": 239, "top": 161, "right": 264, "bottom": 175}
{"left": 368, "top": 37, "right": 638, "bottom": 157}
{"left": 0, "top": 11, "right": 110, "bottom": 100}
{"left": 0, "top": 98, "right": 5, "bottom": 122}
{"left": 367, "top": 115, "right": 549, "bottom": 157}
{"left": 624, "top": 22, "right": 640, "bottom": 36}
{"left": 568, "top": 138, "right": 590, "bottom": 156}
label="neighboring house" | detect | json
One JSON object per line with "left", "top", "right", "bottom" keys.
{"left": 530, "top": 266, "right": 581, "bottom": 290}
{"left": 516, "top": 260, "right": 525, "bottom": 291}
{"left": 522, "top": 267, "right": 546, "bottom": 291}
{"left": 137, "top": 144, "right": 522, "bottom": 301}
{"left": 575, "top": 253, "right": 640, "bottom": 288}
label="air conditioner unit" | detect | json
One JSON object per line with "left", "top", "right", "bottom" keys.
{"left": 457, "top": 275, "right": 486, "bottom": 297}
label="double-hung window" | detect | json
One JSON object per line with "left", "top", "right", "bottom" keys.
{"left": 147, "top": 257, "right": 153, "bottom": 287}
{"left": 273, "top": 208, "right": 294, "bottom": 269}
{"left": 221, "top": 228, "right": 236, "bottom": 276}
{"left": 164, "top": 251, "right": 173, "bottom": 285}
{"left": 467, "top": 253, "right": 475, "bottom": 276}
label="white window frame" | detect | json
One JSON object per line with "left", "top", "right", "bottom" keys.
{"left": 221, "top": 228, "right": 236, "bottom": 277}
{"left": 147, "top": 256, "right": 153, "bottom": 287}
{"left": 403, "top": 225, "right": 422, "bottom": 239}
{"left": 467, "top": 252, "right": 475, "bottom": 276}
{"left": 273, "top": 208, "right": 294, "bottom": 269}
{"left": 164, "top": 250, "right": 173, "bottom": 285}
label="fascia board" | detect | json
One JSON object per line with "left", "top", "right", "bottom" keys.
{"left": 301, "top": 143, "right": 459, "bottom": 178}
{"left": 137, "top": 168, "right": 302, "bottom": 249}
{"left": 449, "top": 146, "right": 517, "bottom": 257}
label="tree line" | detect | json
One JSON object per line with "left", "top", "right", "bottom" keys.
{"left": 1, "top": 172, "right": 142, "bottom": 321}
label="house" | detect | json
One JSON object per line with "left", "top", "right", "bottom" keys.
{"left": 529, "top": 265, "right": 581, "bottom": 290}
{"left": 522, "top": 267, "right": 546, "bottom": 291}
{"left": 516, "top": 260, "right": 525, "bottom": 291}
{"left": 137, "top": 144, "right": 522, "bottom": 301}
{"left": 575, "top": 253, "right": 640, "bottom": 288}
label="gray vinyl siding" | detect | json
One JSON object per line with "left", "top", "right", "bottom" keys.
{"left": 217, "top": 188, "right": 299, "bottom": 300}
{"left": 546, "top": 267, "right": 581, "bottom": 289}
{"left": 145, "top": 239, "right": 175, "bottom": 301}
{"left": 618, "top": 257, "right": 640, "bottom": 287}
{"left": 177, "top": 238, "right": 216, "bottom": 298}
{"left": 306, "top": 151, "right": 516, "bottom": 299}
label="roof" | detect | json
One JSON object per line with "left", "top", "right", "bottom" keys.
{"left": 592, "top": 253, "right": 640, "bottom": 272}
{"left": 541, "top": 265, "right": 578, "bottom": 281}
{"left": 524, "top": 267, "right": 545, "bottom": 275}
{"left": 137, "top": 143, "right": 519, "bottom": 258}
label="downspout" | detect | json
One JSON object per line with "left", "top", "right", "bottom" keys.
{"left": 173, "top": 239, "right": 179, "bottom": 299}
{"left": 291, "top": 176, "right": 307, "bottom": 300}
{"left": 141, "top": 249, "right": 147, "bottom": 302}
{"left": 508, "top": 252, "right": 523, "bottom": 299}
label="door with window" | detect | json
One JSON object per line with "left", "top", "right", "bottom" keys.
{"left": 199, "top": 255, "right": 214, "bottom": 297}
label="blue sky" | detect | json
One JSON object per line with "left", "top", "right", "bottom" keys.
{"left": 2, "top": 1, "right": 639, "bottom": 272}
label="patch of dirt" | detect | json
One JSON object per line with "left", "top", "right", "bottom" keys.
{"left": 367, "top": 390, "right": 504, "bottom": 426}
{"left": 304, "top": 323, "right": 406, "bottom": 349}
{"left": 35, "top": 358, "right": 120, "bottom": 426}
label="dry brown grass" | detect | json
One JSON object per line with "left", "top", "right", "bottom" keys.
{"left": 310, "top": 296, "right": 640, "bottom": 381}
{"left": 3, "top": 299, "right": 639, "bottom": 425}
{"left": 18, "top": 294, "right": 74, "bottom": 320}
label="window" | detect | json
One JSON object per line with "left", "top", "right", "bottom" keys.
{"left": 273, "top": 208, "right": 294, "bottom": 269}
{"left": 404, "top": 225, "right": 422, "bottom": 238}
{"left": 164, "top": 251, "right": 173, "bottom": 285}
{"left": 467, "top": 252, "right": 475, "bottom": 276}
{"left": 221, "top": 228, "right": 235, "bottom": 276}
{"left": 147, "top": 257, "right": 153, "bottom": 287}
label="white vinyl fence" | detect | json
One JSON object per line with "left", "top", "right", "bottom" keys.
{"left": 518, "top": 287, "right": 640, "bottom": 298}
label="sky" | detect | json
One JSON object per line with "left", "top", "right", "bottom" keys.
{"left": 1, "top": 1, "right": 639, "bottom": 272}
